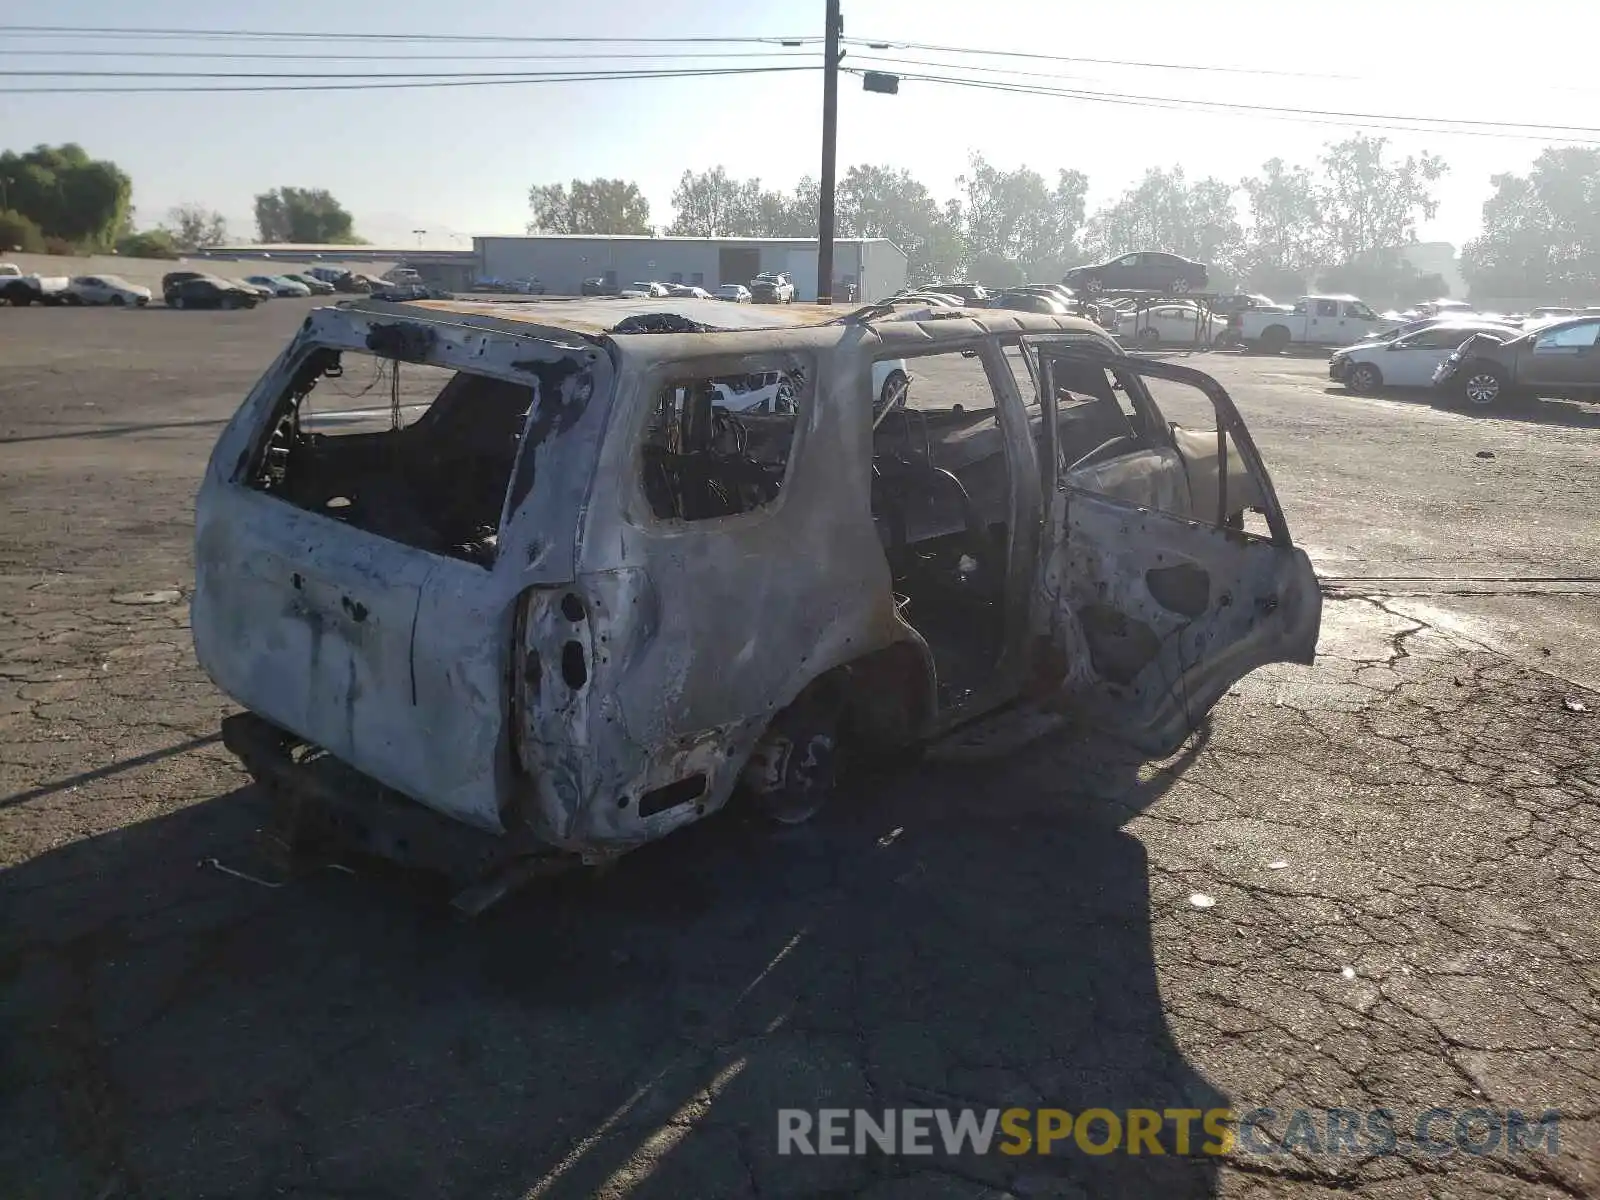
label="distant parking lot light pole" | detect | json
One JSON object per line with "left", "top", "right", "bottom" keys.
{"left": 412, "top": 228, "right": 426, "bottom": 248}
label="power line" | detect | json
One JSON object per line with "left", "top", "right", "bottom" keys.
{"left": 0, "top": 47, "right": 816, "bottom": 62}
{"left": 0, "top": 24, "right": 818, "bottom": 44}
{"left": 0, "top": 63, "right": 821, "bottom": 79}
{"left": 847, "top": 65, "right": 1600, "bottom": 142}
{"left": 843, "top": 37, "right": 1356, "bottom": 81}
{"left": 0, "top": 65, "right": 820, "bottom": 95}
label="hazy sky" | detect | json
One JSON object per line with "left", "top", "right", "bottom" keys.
{"left": 3, "top": 0, "right": 1595, "bottom": 249}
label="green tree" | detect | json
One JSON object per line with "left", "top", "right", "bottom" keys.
{"left": 253, "top": 187, "right": 361, "bottom": 243}
{"left": 0, "top": 209, "right": 46, "bottom": 253}
{"left": 958, "top": 153, "right": 1088, "bottom": 280}
{"left": 1461, "top": 147, "right": 1600, "bottom": 302}
{"left": 527, "top": 178, "right": 651, "bottom": 234}
{"left": 162, "top": 202, "right": 229, "bottom": 250}
{"left": 1082, "top": 166, "right": 1243, "bottom": 280}
{"left": 114, "top": 229, "right": 180, "bottom": 259}
{"left": 1318, "top": 134, "right": 1446, "bottom": 264}
{"left": 837, "top": 164, "right": 967, "bottom": 281}
{"left": 1239, "top": 157, "right": 1326, "bottom": 286}
{"left": 666, "top": 166, "right": 754, "bottom": 236}
{"left": 0, "top": 143, "right": 132, "bottom": 249}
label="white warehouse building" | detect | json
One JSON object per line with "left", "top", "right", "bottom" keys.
{"left": 473, "top": 235, "right": 908, "bottom": 302}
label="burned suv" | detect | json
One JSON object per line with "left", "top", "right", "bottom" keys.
{"left": 194, "top": 296, "right": 1320, "bottom": 910}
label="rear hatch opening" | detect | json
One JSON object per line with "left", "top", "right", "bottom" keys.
{"left": 246, "top": 345, "right": 536, "bottom": 567}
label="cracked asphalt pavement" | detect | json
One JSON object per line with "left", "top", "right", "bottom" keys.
{"left": 3, "top": 305, "right": 1599, "bottom": 1199}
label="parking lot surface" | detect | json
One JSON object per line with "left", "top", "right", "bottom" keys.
{"left": 3, "top": 302, "right": 1599, "bottom": 1199}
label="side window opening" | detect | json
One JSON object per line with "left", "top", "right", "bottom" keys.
{"left": 1316, "top": 299, "right": 1340, "bottom": 317}
{"left": 1015, "top": 339, "right": 1159, "bottom": 468}
{"left": 1138, "top": 375, "right": 1269, "bottom": 533}
{"left": 640, "top": 360, "right": 806, "bottom": 522}
{"left": 247, "top": 348, "right": 536, "bottom": 567}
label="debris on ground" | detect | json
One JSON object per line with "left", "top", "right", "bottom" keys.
{"left": 198, "top": 857, "right": 285, "bottom": 888}
{"left": 111, "top": 589, "right": 183, "bottom": 606}
{"left": 1267, "top": 860, "right": 1288, "bottom": 870}
{"left": 1189, "top": 893, "right": 1217, "bottom": 908}
{"left": 1565, "top": 698, "right": 1589, "bottom": 713}
{"left": 1475, "top": 450, "right": 1495, "bottom": 459}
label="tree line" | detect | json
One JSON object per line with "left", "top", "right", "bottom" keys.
{"left": 0, "top": 143, "right": 364, "bottom": 259}
{"left": 4, "top": 135, "right": 1593, "bottom": 305}
{"left": 531, "top": 139, "right": 1600, "bottom": 306}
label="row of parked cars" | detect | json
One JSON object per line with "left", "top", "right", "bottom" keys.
{"left": 1328, "top": 309, "right": 1600, "bottom": 407}
{"left": 1, "top": 262, "right": 419, "bottom": 309}
{"left": 582, "top": 275, "right": 788, "bottom": 304}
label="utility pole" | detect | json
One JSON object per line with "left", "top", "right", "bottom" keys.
{"left": 816, "top": 0, "right": 842, "bottom": 304}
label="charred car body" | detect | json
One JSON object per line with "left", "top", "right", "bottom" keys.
{"left": 194, "top": 297, "right": 1320, "bottom": 909}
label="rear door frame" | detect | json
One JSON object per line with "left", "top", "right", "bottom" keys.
{"left": 1030, "top": 344, "right": 1317, "bottom": 755}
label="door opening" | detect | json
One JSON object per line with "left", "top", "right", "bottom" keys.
{"left": 870, "top": 351, "right": 1012, "bottom": 708}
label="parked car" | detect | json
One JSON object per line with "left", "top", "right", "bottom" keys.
{"left": 1329, "top": 320, "right": 1520, "bottom": 393}
{"left": 712, "top": 360, "right": 910, "bottom": 416}
{"left": 926, "top": 282, "right": 990, "bottom": 306}
{"left": 1080, "top": 301, "right": 1123, "bottom": 335}
{"left": 749, "top": 272, "right": 795, "bottom": 304}
{"left": 1064, "top": 252, "right": 1209, "bottom": 295}
{"left": 371, "top": 282, "right": 450, "bottom": 302}
{"left": 715, "top": 283, "right": 752, "bottom": 303}
{"left": 0, "top": 262, "right": 70, "bottom": 306}
{"left": 619, "top": 281, "right": 669, "bottom": 299}
{"left": 245, "top": 274, "right": 312, "bottom": 298}
{"left": 1231, "top": 294, "right": 1391, "bottom": 353}
{"left": 65, "top": 274, "right": 152, "bottom": 306}
{"left": 1124, "top": 302, "right": 1228, "bottom": 346}
{"left": 194, "top": 296, "right": 1318, "bottom": 911}
{"left": 1412, "top": 299, "right": 1474, "bottom": 319}
{"left": 167, "top": 278, "right": 261, "bottom": 310}
{"left": 381, "top": 267, "right": 424, "bottom": 286}
{"left": 1432, "top": 315, "right": 1600, "bottom": 407}
{"left": 282, "top": 272, "right": 336, "bottom": 296}
{"left": 162, "top": 270, "right": 218, "bottom": 297}
{"left": 229, "top": 279, "right": 275, "bottom": 300}
{"left": 303, "top": 266, "right": 368, "bottom": 293}
{"left": 1212, "top": 292, "right": 1287, "bottom": 317}
{"left": 990, "top": 291, "right": 1070, "bottom": 315}
{"left": 513, "top": 277, "right": 546, "bottom": 295}
{"left": 1012, "top": 284, "right": 1078, "bottom": 308}
{"left": 581, "top": 277, "right": 613, "bottom": 296}
{"left": 665, "top": 284, "right": 713, "bottom": 299}
{"left": 1524, "top": 306, "right": 1577, "bottom": 327}
{"left": 889, "top": 291, "right": 963, "bottom": 308}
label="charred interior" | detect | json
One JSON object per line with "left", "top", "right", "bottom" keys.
{"left": 641, "top": 365, "right": 803, "bottom": 522}
{"left": 870, "top": 351, "right": 1012, "bottom": 706}
{"left": 247, "top": 348, "right": 536, "bottom": 566}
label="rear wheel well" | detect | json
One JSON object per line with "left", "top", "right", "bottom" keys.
{"left": 765, "top": 639, "right": 934, "bottom": 764}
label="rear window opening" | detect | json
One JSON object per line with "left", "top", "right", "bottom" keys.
{"left": 246, "top": 348, "right": 536, "bottom": 566}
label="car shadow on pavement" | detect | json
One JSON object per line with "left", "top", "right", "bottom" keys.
{"left": 1321, "top": 385, "right": 1600, "bottom": 429}
{"left": 1, "top": 732, "right": 1225, "bottom": 1200}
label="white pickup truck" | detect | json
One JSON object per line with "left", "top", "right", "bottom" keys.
{"left": 1230, "top": 294, "right": 1392, "bottom": 353}
{"left": 0, "top": 262, "right": 70, "bottom": 306}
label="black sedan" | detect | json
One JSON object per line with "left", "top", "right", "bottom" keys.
{"left": 1063, "top": 252, "right": 1208, "bottom": 295}
{"left": 166, "top": 278, "right": 260, "bottom": 309}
